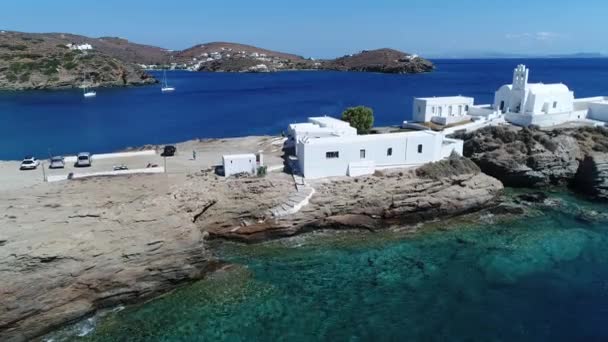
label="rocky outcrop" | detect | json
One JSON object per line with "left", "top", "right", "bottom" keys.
{"left": 461, "top": 125, "right": 608, "bottom": 199}
{"left": 204, "top": 156, "right": 503, "bottom": 242}
{"left": 462, "top": 126, "right": 582, "bottom": 187}
{"left": 0, "top": 176, "right": 221, "bottom": 342}
{"left": 573, "top": 153, "right": 608, "bottom": 201}
{"left": 0, "top": 31, "right": 156, "bottom": 90}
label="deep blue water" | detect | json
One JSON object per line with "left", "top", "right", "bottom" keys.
{"left": 47, "top": 191, "right": 608, "bottom": 341}
{"left": 2, "top": 58, "right": 608, "bottom": 160}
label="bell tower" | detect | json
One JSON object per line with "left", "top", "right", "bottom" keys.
{"left": 512, "top": 64, "right": 529, "bottom": 91}
{"left": 511, "top": 64, "right": 529, "bottom": 113}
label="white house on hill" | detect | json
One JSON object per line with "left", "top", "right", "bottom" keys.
{"left": 291, "top": 117, "right": 463, "bottom": 179}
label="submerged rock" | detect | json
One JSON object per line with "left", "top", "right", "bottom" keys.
{"left": 516, "top": 192, "right": 548, "bottom": 203}
{"left": 478, "top": 229, "right": 593, "bottom": 285}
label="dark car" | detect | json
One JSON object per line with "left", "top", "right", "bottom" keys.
{"left": 161, "top": 145, "right": 176, "bottom": 157}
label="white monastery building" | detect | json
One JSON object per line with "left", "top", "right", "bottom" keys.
{"left": 413, "top": 96, "right": 474, "bottom": 125}
{"left": 290, "top": 117, "right": 462, "bottom": 179}
{"left": 412, "top": 64, "right": 608, "bottom": 128}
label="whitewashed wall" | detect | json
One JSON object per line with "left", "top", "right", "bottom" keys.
{"left": 297, "top": 132, "right": 445, "bottom": 179}
{"left": 223, "top": 154, "right": 257, "bottom": 177}
{"left": 588, "top": 102, "right": 608, "bottom": 122}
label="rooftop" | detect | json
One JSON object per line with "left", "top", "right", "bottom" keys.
{"left": 308, "top": 116, "right": 353, "bottom": 129}
{"left": 415, "top": 96, "right": 474, "bottom": 103}
{"left": 302, "top": 130, "right": 440, "bottom": 145}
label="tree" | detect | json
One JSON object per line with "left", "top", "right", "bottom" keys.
{"left": 341, "top": 106, "right": 374, "bottom": 134}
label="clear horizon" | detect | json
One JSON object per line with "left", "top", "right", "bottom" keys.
{"left": 2, "top": 0, "right": 607, "bottom": 58}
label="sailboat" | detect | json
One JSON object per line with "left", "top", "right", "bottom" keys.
{"left": 161, "top": 69, "right": 175, "bottom": 93}
{"left": 82, "top": 72, "right": 96, "bottom": 98}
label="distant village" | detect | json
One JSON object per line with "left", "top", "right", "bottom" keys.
{"left": 139, "top": 46, "right": 318, "bottom": 72}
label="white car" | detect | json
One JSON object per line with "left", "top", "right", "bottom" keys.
{"left": 20, "top": 156, "right": 40, "bottom": 170}
{"left": 76, "top": 152, "right": 92, "bottom": 167}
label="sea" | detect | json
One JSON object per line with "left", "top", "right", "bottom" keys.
{"left": 5, "top": 58, "right": 607, "bottom": 341}
{"left": 2, "top": 58, "right": 608, "bottom": 161}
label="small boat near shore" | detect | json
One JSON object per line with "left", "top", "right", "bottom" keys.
{"left": 82, "top": 72, "right": 96, "bottom": 98}
{"left": 161, "top": 69, "right": 175, "bottom": 93}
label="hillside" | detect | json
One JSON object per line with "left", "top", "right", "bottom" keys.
{"left": 173, "top": 42, "right": 433, "bottom": 74}
{"left": 321, "top": 48, "right": 434, "bottom": 73}
{"left": 0, "top": 31, "right": 156, "bottom": 90}
{"left": 174, "top": 41, "right": 314, "bottom": 72}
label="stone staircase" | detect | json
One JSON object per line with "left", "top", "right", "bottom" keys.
{"left": 267, "top": 157, "right": 315, "bottom": 218}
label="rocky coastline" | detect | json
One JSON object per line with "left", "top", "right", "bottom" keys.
{"left": 204, "top": 156, "right": 502, "bottom": 242}
{"left": 0, "top": 137, "right": 502, "bottom": 341}
{"left": 459, "top": 125, "right": 608, "bottom": 201}
{"left": 0, "top": 31, "right": 156, "bottom": 91}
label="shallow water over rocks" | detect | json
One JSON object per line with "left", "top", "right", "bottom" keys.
{"left": 46, "top": 191, "right": 608, "bottom": 341}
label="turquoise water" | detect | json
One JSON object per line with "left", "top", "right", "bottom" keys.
{"left": 49, "top": 192, "right": 608, "bottom": 341}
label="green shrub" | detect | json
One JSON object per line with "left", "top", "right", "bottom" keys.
{"left": 8, "top": 44, "right": 27, "bottom": 51}
{"left": 257, "top": 166, "right": 268, "bottom": 177}
{"left": 64, "top": 61, "right": 78, "bottom": 70}
{"left": 341, "top": 106, "right": 374, "bottom": 134}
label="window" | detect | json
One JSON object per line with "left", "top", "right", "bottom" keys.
{"left": 448, "top": 106, "right": 453, "bottom": 116}
{"left": 500, "top": 101, "right": 505, "bottom": 111}
{"left": 360, "top": 149, "right": 366, "bottom": 159}
{"left": 465, "top": 105, "right": 469, "bottom": 111}
{"left": 553, "top": 101, "right": 557, "bottom": 108}
{"left": 418, "top": 106, "right": 421, "bottom": 113}
{"left": 432, "top": 106, "right": 435, "bottom": 114}
{"left": 438, "top": 107, "right": 443, "bottom": 115}
{"left": 387, "top": 148, "right": 393, "bottom": 156}
{"left": 458, "top": 105, "right": 462, "bottom": 116}
{"left": 418, "top": 144, "right": 423, "bottom": 153}
{"left": 326, "top": 151, "right": 339, "bottom": 159}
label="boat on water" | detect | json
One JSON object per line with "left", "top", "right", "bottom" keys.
{"left": 161, "top": 69, "right": 175, "bottom": 92}
{"left": 82, "top": 72, "right": 96, "bottom": 98}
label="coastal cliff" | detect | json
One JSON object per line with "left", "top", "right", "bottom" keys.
{"left": 0, "top": 31, "right": 156, "bottom": 90}
{"left": 460, "top": 125, "right": 608, "bottom": 200}
{"left": 0, "top": 137, "right": 502, "bottom": 341}
{"left": 196, "top": 155, "right": 503, "bottom": 242}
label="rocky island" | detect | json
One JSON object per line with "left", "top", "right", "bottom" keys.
{"left": 0, "top": 31, "right": 156, "bottom": 90}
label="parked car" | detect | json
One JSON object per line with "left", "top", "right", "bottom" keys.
{"left": 75, "top": 152, "right": 92, "bottom": 167}
{"left": 161, "top": 145, "right": 176, "bottom": 157}
{"left": 49, "top": 156, "right": 65, "bottom": 169}
{"left": 20, "top": 156, "right": 40, "bottom": 170}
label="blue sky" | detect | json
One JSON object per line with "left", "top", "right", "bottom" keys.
{"left": 2, "top": 0, "right": 606, "bottom": 58}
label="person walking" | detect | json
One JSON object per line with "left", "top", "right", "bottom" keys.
{"left": 192, "top": 150, "right": 197, "bottom": 160}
